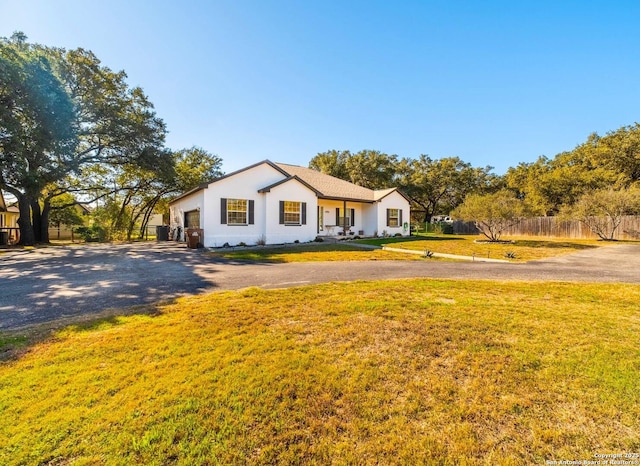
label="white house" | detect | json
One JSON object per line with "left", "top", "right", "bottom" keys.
{"left": 169, "top": 160, "right": 411, "bottom": 247}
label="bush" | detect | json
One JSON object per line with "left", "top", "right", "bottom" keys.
{"left": 433, "top": 222, "right": 454, "bottom": 234}
{"left": 75, "top": 226, "right": 107, "bottom": 242}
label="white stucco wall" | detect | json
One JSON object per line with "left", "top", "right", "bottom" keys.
{"left": 169, "top": 190, "right": 204, "bottom": 240}
{"left": 376, "top": 191, "right": 411, "bottom": 237}
{"left": 200, "top": 163, "right": 286, "bottom": 247}
{"left": 264, "top": 179, "right": 318, "bottom": 244}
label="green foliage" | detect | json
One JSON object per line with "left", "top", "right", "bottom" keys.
{"left": 310, "top": 149, "right": 398, "bottom": 189}
{"left": 309, "top": 149, "right": 350, "bottom": 179}
{"left": 0, "top": 33, "right": 168, "bottom": 245}
{"left": 75, "top": 225, "right": 107, "bottom": 242}
{"left": 0, "top": 34, "right": 78, "bottom": 244}
{"left": 344, "top": 150, "right": 398, "bottom": 189}
{"left": 505, "top": 125, "right": 640, "bottom": 215}
{"left": 453, "top": 190, "right": 525, "bottom": 241}
{"left": 47, "top": 192, "right": 85, "bottom": 228}
{"left": 174, "top": 146, "right": 223, "bottom": 192}
{"left": 432, "top": 222, "right": 453, "bottom": 235}
{"left": 397, "top": 155, "right": 496, "bottom": 223}
{"left": 560, "top": 187, "right": 640, "bottom": 240}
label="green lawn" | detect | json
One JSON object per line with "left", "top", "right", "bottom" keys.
{"left": 357, "top": 234, "right": 612, "bottom": 261}
{"left": 1, "top": 279, "right": 639, "bottom": 464}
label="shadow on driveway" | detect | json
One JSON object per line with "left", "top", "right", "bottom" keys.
{"left": 0, "top": 242, "right": 230, "bottom": 330}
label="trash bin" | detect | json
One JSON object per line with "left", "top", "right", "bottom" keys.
{"left": 156, "top": 225, "right": 169, "bottom": 241}
{"left": 186, "top": 228, "right": 204, "bottom": 249}
{"left": 0, "top": 231, "right": 8, "bottom": 246}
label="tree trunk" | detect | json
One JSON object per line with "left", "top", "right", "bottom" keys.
{"left": 31, "top": 199, "right": 42, "bottom": 243}
{"left": 40, "top": 200, "right": 51, "bottom": 243}
{"left": 17, "top": 194, "right": 35, "bottom": 246}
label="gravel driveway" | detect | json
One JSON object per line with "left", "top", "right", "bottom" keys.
{"left": 1, "top": 241, "right": 639, "bottom": 330}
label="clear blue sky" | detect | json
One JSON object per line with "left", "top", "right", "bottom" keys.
{"left": 3, "top": 0, "right": 640, "bottom": 175}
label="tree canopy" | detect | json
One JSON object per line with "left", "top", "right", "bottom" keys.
{"left": 1, "top": 33, "right": 169, "bottom": 244}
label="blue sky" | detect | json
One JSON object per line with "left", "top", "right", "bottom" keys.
{"left": 3, "top": 0, "right": 640, "bottom": 175}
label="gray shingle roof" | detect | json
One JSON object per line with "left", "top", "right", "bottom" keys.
{"left": 276, "top": 163, "right": 391, "bottom": 202}
{"left": 170, "top": 160, "right": 407, "bottom": 204}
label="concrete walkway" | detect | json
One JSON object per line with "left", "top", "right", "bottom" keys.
{"left": 1, "top": 241, "right": 639, "bottom": 330}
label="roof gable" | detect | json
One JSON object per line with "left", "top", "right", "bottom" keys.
{"left": 258, "top": 175, "right": 322, "bottom": 195}
{"left": 170, "top": 160, "right": 288, "bottom": 204}
{"left": 275, "top": 163, "right": 378, "bottom": 202}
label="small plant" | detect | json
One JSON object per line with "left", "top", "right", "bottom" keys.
{"left": 394, "top": 233, "right": 402, "bottom": 237}
{"left": 222, "top": 242, "right": 231, "bottom": 248}
{"left": 382, "top": 230, "right": 389, "bottom": 238}
{"left": 505, "top": 251, "right": 517, "bottom": 259}
{"left": 294, "top": 240, "right": 300, "bottom": 244}
{"left": 237, "top": 242, "right": 247, "bottom": 247}
{"left": 423, "top": 249, "right": 434, "bottom": 258}
{"left": 313, "top": 236, "right": 324, "bottom": 242}
{"left": 256, "top": 235, "right": 266, "bottom": 246}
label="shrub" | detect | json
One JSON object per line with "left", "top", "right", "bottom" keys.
{"left": 75, "top": 226, "right": 107, "bottom": 242}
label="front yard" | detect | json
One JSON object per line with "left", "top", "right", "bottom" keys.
{"left": 357, "top": 234, "right": 613, "bottom": 262}
{"left": 210, "top": 234, "right": 614, "bottom": 263}
{"left": 1, "top": 279, "right": 639, "bottom": 464}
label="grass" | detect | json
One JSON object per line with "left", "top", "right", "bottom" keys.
{"left": 357, "top": 234, "right": 612, "bottom": 261}
{"left": 1, "top": 279, "right": 640, "bottom": 464}
{"left": 209, "top": 242, "right": 430, "bottom": 262}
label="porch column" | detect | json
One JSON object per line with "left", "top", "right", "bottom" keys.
{"left": 343, "top": 200, "right": 348, "bottom": 236}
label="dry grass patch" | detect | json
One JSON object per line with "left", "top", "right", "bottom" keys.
{"left": 1, "top": 279, "right": 639, "bottom": 464}
{"left": 360, "top": 235, "right": 615, "bottom": 261}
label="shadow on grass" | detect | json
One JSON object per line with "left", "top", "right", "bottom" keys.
{"left": 0, "top": 302, "right": 166, "bottom": 363}
{"left": 209, "top": 243, "right": 377, "bottom": 263}
{"left": 514, "top": 240, "right": 599, "bottom": 250}
{"left": 356, "top": 234, "right": 465, "bottom": 247}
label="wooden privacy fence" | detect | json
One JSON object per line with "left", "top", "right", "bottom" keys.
{"left": 453, "top": 216, "right": 640, "bottom": 240}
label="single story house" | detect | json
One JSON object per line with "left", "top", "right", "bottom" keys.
{"left": 169, "top": 160, "right": 411, "bottom": 247}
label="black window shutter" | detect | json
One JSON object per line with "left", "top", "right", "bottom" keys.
{"left": 249, "top": 200, "right": 255, "bottom": 225}
{"left": 399, "top": 209, "right": 403, "bottom": 226}
{"left": 279, "top": 201, "right": 285, "bottom": 224}
{"left": 386, "top": 209, "right": 390, "bottom": 227}
{"left": 302, "top": 202, "right": 307, "bottom": 225}
{"left": 336, "top": 208, "right": 340, "bottom": 226}
{"left": 350, "top": 208, "right": 355, "bottom": 226}
{"left": 221, "top": 198, "right": 227, "bottom": 224}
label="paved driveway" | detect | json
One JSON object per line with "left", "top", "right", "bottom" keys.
{"left": 1, "top": 241, "right": 639, "bottom": 330}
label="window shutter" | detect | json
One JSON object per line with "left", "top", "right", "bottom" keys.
{"left": 386, "top": 208, "right": 390, "bottom": 227}
{"left": 302, "top": 202, "right": 307, "bottom": 225}
{"left": 336, "top": 208, "right": 340, "bottom": 226}
{"left": 249, "top": 200, "right": 255, "bottom": 225}
{"left": 399, "top": 209, "right": 403, "bottom": 226}
{"left": 221, "top": 198, "right": 227, "bottom": 224}
{"left": 350, "top": 208, "right": 355, "bottom": 226}
{"left": 279, "top": 201, "right": 285, "bottom": 224}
